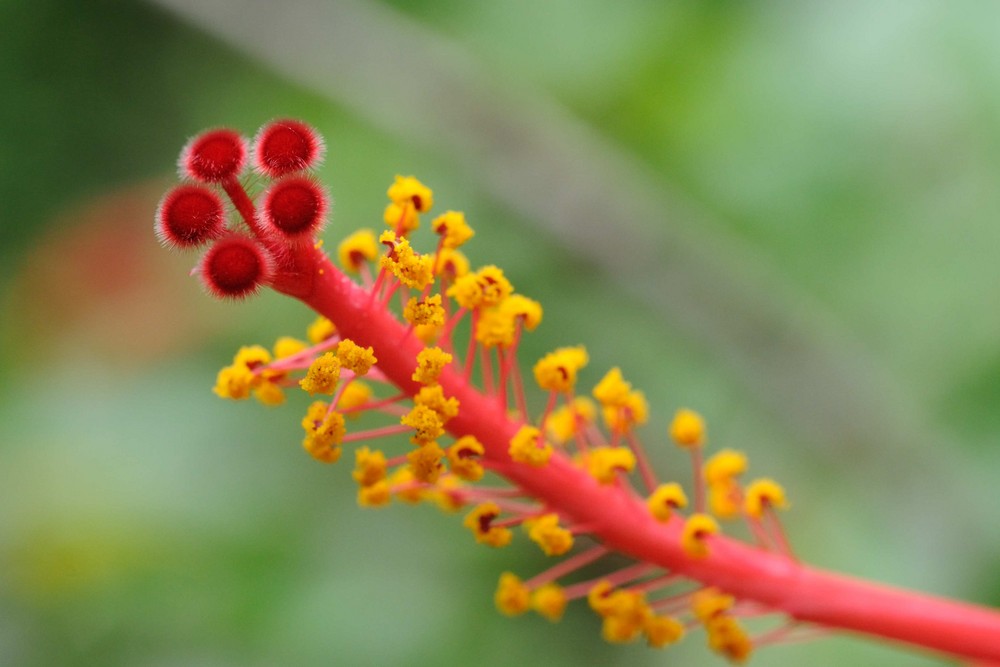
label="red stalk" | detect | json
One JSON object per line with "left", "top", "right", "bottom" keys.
{"left": 277, "top": 245, "right": 1000, "bottom": 663}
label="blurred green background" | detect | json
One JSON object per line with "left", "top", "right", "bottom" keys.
{"left": 2, "top": 1, "right": 999, "bottom": 665}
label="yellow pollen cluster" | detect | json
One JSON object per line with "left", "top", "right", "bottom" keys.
{"left": 447, "top": 436, "right": 485, "bottom": 481}
{"left": 336, "top": 381, "right": 371, "bottom": 414}
{"left": 706, "top": 616, "right": 753, "bottom": 663}
{"left": 387, "top": 175, "right": 433, "bottom": 213}
{"left": 704, "top": 449, "right": 748, "bottom": 520}
{"left": 474, "top": 293, "right": 544, "bottom": 349}
{"left": 435, "top": 247, "right": 470, "bottom": 279}
{"left": 508, "top": 425, "right": 553, "bottom": 467}
{"left": 213, "top": 345, "right": 270, "bottom": 399}
{"left": 670, "top": 408, "right": 706, "bottom": 448}
{"left": 744, "top": 478, "right": 788, "bottom": 518}
{"left": 379, "top": 231, "right": 434, "bottom": 290}
{"left": 446, "top": 265, "right": 513, "bottom": 310}
{"left": 591, "top": 367, "right": 647, "bottom": 434}
{"left": 307, "top": 315, "right": 337, "bottom": 343}
{"left": 587, "top": 581, "right": 675, "bottom": 647}
{"left": 432, "top": 210, "right": 474, "bottom": 249}
{"left": 414, "top": 384, "right": 460, "bottom": 421}
{"left": 403, "top": 294, "right": 445, "bottom": 327}
{"left": 412, "top": 346, "right": 452, "bottom": 385}
{"left": 592, "top": 367, "right": 631, "bottom": 406}
{"left": 336, "top": 339, "right": 376, "bottom": 375}
{"left": 585, "top": 446, "right": 637, "bottom": 484}
{"left": 273, "top": 336, "right": 308, "bottom": 359}
{"left": 494, "top": 572, "right": 530, "bottom": 615}
{"left": 407, "top": 442, "right": 445, "bottom": 483}
{"left": 465, "top": 502, "right": 513, "bottom": 547}
{"left": 682, "top": 513, "right": 720, "bottom": 558}
{"left": 299, "top": 352, "right": 341, "bottom": 395}
{"left": 353, "top": 446, "right": 390, "bottom": 507}
{"left": 337, "top": 228, "right": 378, "bottom": 273}
{"left": 601, "top": 390, "right": 649, "bottom": 434}
{"left": 524, "top": 513, "right": 574, "bottom": 556}
{"left": 301, "top": 401, "right": 345, "bottom": 463}
{"left": 691, "top": 588, "right": 734, "bottom": 622}
{"left": 401, "top": 404, "right": 445, "bottom": 444}
{"left": 691, "top": 590, "right": 752, "bottom": 663}
{"left": 533, "top": 346, "right": 589, "bottom": 393}
{"left": 544, "top": 397, "right": 596, "bottom": 444}
{"left": 647, "top": 482, "right": 689, "bottom": 522}
{"left": 502, "top": 293, "right": 543, "bottom": 331}
{"left": 531, "top": 583, "right": 568, "bottom": 622}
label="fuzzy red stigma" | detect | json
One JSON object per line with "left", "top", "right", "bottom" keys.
{"left": 253, "top": 119, "right": 325, "bottom": 177}
{"left": 200, "top": 234, "right": 271, "bottom": 299}
{"left": 180, "top": 129, "right": 247, "bottom": 183}
{"left": 155, "top": 184, "right": 226, "bottom": 248}
{"left": 260, "top": 176, "right": 328, "bottom": 239}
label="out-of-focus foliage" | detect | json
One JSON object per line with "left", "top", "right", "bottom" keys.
{"left": 2, "top": 1, "right": 999, "bottom": 665}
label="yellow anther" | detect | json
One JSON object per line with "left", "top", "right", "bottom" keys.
{"left": 403, "top": 294, "right": 445, "bottom": 327}
{"left": 401, "top": 404, "right": 445, "bottom": 444}
{"left": 436, "top": 247, "right": 470, "bottom": 279}
{"left": 213, "top": 364, "right": 254, "bottom": 400}
{"left": 501, "top": 293, "right": 543, "bottom": 331}
{"left": 706, "top": 616, "right": 753, "bottom": 664}
{"left": 709, "top": 480, "right": 743, "bottom": 521}
{"left": 524, "top": 513, "right": 574, "bottom": 556}
{"left": 407, "top": 442, "right": 445, "bottom": 483}
{"left": 428, "top": 475, "right": 466, "bottom": 513}
{"left": 544, "top": 397, "right": 596, "bottom": 444}
{"left": 273, "top": 336, "right": 308, "bottom": 359}
{"left": 412, "top": 346, "right": 452, "bottom": 385}
{"left": 432, "top": 210, "right": 474, "bottom": 248}
{"left": 414, "top": 322, "right": 442, "bottom": 345}
{"left": 383, "top": 201, "right": 419, "bottom": 234}
{"left": 299, "top": 352, "right": 341, "bottom": 395}
{"left": 233, "top": 344, "right": 272, "bottom": 368}
{"left": 379, "top": 233, "right": 434, "bottom": 290}
{"left": 253, "top": 381, "right": 285, "bottom": 406}
{"left": 647, "top": 482, "right": 689, "bottom": 522}
{"left": 306, "top": 316, "right": 337, "bottom": 344}
{"left": 644, "top": 615, "right": 685, "bottom": 648}
{"left": 682, "top": 513, "right": 719, "bottom": 558}
{"left": 531, "top": 583, "right": 568, "bottom": 622}
{"left": 336, "top": 339, "right": 376, "bottom": 376}
{"left": 508, "top": 425, "right": 553, "bottom": 467}
{"left": 691, "top": 588, "right": 735, "bottom": 622}
{"left": 744, "top": 478, "right": 788, "bottom": 518}
{"left": 301, "top": 401, "right": 345, "bottom": 463}
{"left": 337, "top": 228, "right": 378, "bottom": 273}
{"left": 352, "top": 446, "right": 387, "bottom": 487}
{"left": 533, "top": 345, "right": 589, "bottom": 393}
{"left": 601, "top": 389, "right": 648, "bottom": 434}
{"left": 494, "top": 572, "right": 530, "bottom": 616}
{"left": 447, "top": 436, "right": 485, "bottom": 482}
{"left": 446, "top": 265, "right": 513, "bottom": 310}
{"left": 593, "top": 367, "right": 631, "bottom": 407}
{"left": 387, "top": 468, "right": 423, "bottom": 505}
{"left": 598, "top": 590, "right": 652, "bottom": 644}
{"left": 585, "top": 446, "right": 636, "bottom": 485}
{"left": 336, "top": 381, "right": 371, "bottom": 414}
{"left": 587, "top": 580, "right": 616, "bottom": 616}
{"left": 670, "top": 408, "right": 706, "bottom": 448}
{"left": 414, "top": 384, "right": 460, "bottom": 421}
{"left": 703, "top": 449, "right": 748, "bottom": 485}
{"left": 464, "top": 502, "right": 513, "bottom": 548}
{"left": 358, "top": 480, "right": 391, "bottom": 507}
{"left": 474, "top": 305, "right": 517, "bottom": 349}
{"left": 387, "top": 175, "right": 433, "bottom": 213}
